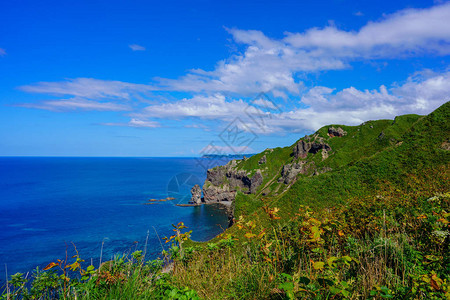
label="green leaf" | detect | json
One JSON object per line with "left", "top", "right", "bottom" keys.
{"left": 313, "top": 261, "right": 325, "bottom": 270}
{"left": 279, "top": 281, "right": 294, "bottom": 292}
{"left": 327, "top": 256, "right": 338, "bottom": 267}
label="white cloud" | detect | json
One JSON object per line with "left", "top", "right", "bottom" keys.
{"left": 17, "top": 98, "right": 131, "bottom": 112}
{"left": 0, "top": 48, "right": 6, "bottom": 56}
{"left": 284, "top": 3, "right": 450, "bottom": 57}
{"left": 153, "top": 3, "right": 450, "bottom": 96}
{"left": 19, "top": 78, "right": 153, "bottom": 99}
{"left": 263, "top": 70, "right": 450, "bottom": 131}
{"left": 129, "top": 44, "right": 146, "bottom": 51}
{"left": 19, "top": 4, "right": 450, "bottom": 101}
{"left": 103, "top": 118, "right": 160, "bottom": 128}
{"left": 354, "top": 11, "right": 364, "bottom": 17}
{"left": 135, "top": 70, "right": 449, "bottom": 134}
{"left": 135, "top": 94, "right": 251, "bottom": 120}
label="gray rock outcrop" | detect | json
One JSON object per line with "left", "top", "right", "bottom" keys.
{"left": 294, "top": 139, "right": 331, "bottom": 159}
{"left": 202, "top": 160, "right": 264, "bottom": 204}
{"left": 328, "top": 127, "right": 347, "bottom": 137}
{"left": 258, "top": 155, "right": 266, "bottom": 164}
{"left": 278, "top": 162, "right": 304, "bottom": 184}
{"left": 189, "top": 184, "right": 202, "bottom": 204}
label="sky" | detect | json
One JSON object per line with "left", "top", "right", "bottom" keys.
{"left": 0, "top": 0, "right": 449, "bottom": 157}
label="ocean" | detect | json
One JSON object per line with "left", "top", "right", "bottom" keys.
{"left": 0, "top": 157, "right": 230, "bottom": 278}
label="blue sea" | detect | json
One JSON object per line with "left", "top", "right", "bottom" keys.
{"left": 0, "top": 157, "right": 230, "bottom": 279}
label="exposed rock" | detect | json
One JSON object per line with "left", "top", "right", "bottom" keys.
{"left": 203, "top": 183, "right": 236, "bottom": 203}
{"left": 441, "top": 140, "right": 450, "bottom": 151}
{"left": 278, "top": 162, "right": 307, "bottom": 184}
{"left": 294, "top": 140, "right": 312, "bottom": 158}
{"left": 378, "top": 131, "right": 385, "bottom": 140}
{"left": 328, "top": 127, "right": 347, "bottom": 137}
{"left": 322, "top": 149, "right": 329, "bottom": 160}
{"left": 202, "top": 162, "right": 264, "bottom": 204}
{"left": 189, "top": 184, "right": 202, "bottom": 205}
{"left": 294, "top": 139, "right": 331, "bottom": 159}
{"left": 258, "top": 155, "right": 267, "bottom": 164}
{"left": 309, "top": 142, "right": 331, "bottom": 154}
{"left": 250, "top": 170, "right": 263, "bottom": 193}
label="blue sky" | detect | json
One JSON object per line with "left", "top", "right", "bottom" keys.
{"left": 0, "top": 0, "right": 449, "bottom": 156}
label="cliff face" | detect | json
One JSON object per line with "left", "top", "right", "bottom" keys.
{"left": 202, "top": 160, "right": 263, "bottom": 204}
{"left": 190, "top": 126, "right": 351, "bottom": 225}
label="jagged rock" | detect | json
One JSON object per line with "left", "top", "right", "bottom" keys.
{"left": 202, "top": 163, "right": 264, "bottom": 203}
{"left": 278, "top": 162, "right": 306, "bottom": 184}
{"left": 309, "top": 142, "right": 331, "bottom": 154}
{"left": 294, "top": 140, "right": 312, "bottom": 158}
{"left": 258, "top": 155, "right": 266, "bottom": 164}
{"left": 206, "top": 167, "right": 227, "bottom": 186}
{"left": 250, "top": 170, "right": 263, "bottom": 193}
{"left": 189, "top": 184, "right": 202, "bottom": 204}
{"left": 294, "top": 139, "right": 331, "bottom": 158}
{"left": 328, "top": 127, "right": 347, "bottom": 137}
{"left": 441, "top": 140, "right": 450, "bottom": 151}
{"left": 203, "top": 183, "right": 236, "bottom": 203}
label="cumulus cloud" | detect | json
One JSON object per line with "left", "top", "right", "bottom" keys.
{"left": 135, "top": 94, "right": 250, "bottom": 120}
{"left": 262, "top": 70, "right": 450, "bottom": 132}
{"left": 129, "top": 44, "right": 146, "bottom": 51}
{"left": 131, "top": 70, "right": 449, "bottom": 134}
{"left": 284, "top": 3, "right": 450, "bottom": 57}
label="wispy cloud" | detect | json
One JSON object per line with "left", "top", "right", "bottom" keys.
{"left": 129, "top": 44, "right": 146, "bottom": 51}
{"left": 0, "top": 48, "right": 6, "bottom": 56}
{"left": 19, "top": 78, "right": 154, "bottom": 99}
{"left": 103, "top": 118, "right": 160, "bottom": 128}
{"left": 134, "top": 94, "right": 250, "bottom": 121}
{"left": 17, "top": 97, "right": 131, "bottom": 112}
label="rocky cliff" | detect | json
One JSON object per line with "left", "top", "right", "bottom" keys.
{"left": 189, "top": 126, "right": 349, "bottom": 225}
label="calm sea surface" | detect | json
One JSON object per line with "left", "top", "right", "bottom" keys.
{"left": 0, "top": 157, "right": 229, "bottom": 278}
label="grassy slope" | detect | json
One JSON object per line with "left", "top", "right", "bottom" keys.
{"left": 232, "top": 106, "right": 447, "bottom": 217}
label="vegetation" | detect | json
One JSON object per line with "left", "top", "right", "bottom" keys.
{"left": 2, "top": 102, "right": 449, "bottom": 299}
